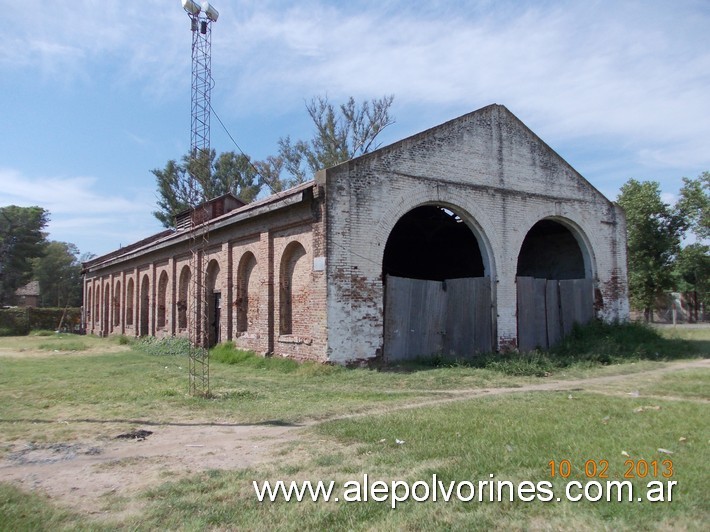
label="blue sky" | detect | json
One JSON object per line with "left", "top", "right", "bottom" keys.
{"left": 1, "top": 0, "right": 708, "bottom": 258}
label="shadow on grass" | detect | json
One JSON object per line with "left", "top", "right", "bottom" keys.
{"left": 386, "top": 321, "right": 710, "bottom": 377}
{"left": 0, "top": 418, "right": 301, "bottom": 428}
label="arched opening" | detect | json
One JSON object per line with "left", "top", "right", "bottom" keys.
{"left": 205, "top": 260, "right": 221, "bottom": 347}
{"left": 126, "top": 278, "right": 134, "bottom": 327}
{"left": 383, "top": 206, "right": 484, "bottom": 280}
{"left": 382, "top": 205, "right": 493, "bottom": 360}
{"left": 279, "top": 242, "right": 308, "bottom": 336}
{"left": 157, "top": 271, "right": 169, "bottom": 330}
{"left": 517, "top": 219, "right": 587, "bottom": 280}
{"left": 177, "top": 266, "right": 191, "bottom": 330}
{"left": 113, "top": 281, "right": 121, "bottom": 327}
{"left": 87, "top": 286, "right": 92, "bottom": 325}
{"left": 516, "top": 218, "right": 594, "bottom": 351}
{"left": 94, "top": 286, "right": 100, "bottom": 327}
{"left": 139, "top": 275, "right": 150, "bottom": 337}
{"left": 236, "top": 252, "right": 258, "bottom": 333}
{"left": 103, "top": 284, "right": 110, "bottom": 335}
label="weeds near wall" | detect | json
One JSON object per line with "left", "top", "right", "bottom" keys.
{"left": 404, "top": 321, "right": 707, "bottom": 377}
{"left": 136, "top": 336, "right": 192, "bottom": 357}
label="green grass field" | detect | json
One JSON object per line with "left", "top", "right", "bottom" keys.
{"left": 0, "top": 323, "right": 708, "bottom": 530}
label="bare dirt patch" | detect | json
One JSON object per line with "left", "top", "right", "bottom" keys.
{"left": 0, "top": 358, "right": 707, "bottom": 520}
{"left": 0, "top": 421, "right": 303, "bottom": 518}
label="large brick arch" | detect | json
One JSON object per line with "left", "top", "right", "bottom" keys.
{"left": 86, "top": 286, "right": 93, "bottom": 325}
{"left": 139, "top": 274, "right": 150, "bottom": 337}
{"left": 156, "top": 271, "right": 169, "bottom": 330}
{"left": 113, "top": 279, "right": 122, "bottom": 327}
{"left": 372, "top": 189, "right": 498, "bottom": 280}
{"left": 514, "top": 213, "right": 599, "bottom": 282}
{"left": 236, "top": 251, "right": 258, "bottom": 334}
{"left": 205, "top": 259, "right": 222, "bottom": 346}
{"left": 125, "top": 277, "right": 135, "bottom": 328}
{"left": 177, "top": 265, "right": 191, "bottom": 330}
{"left": 279, "top": 240, "right": 308, "bottom": 336}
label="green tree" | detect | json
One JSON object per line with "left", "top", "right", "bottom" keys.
{"left": 0, "top": 206, "right": 49, "bottom": 305}
{"left": 152, "top": 150, "right": 260, "bottom": 228}
{"left": 617, "top": 179, "right": 685, "bottom": 320}
{"left": 275, "top": 94, "right": 395, "bottom": 186}
{"left": 674, "top": 242, "right": 710, "bottom": 298}
{"left": 33, "top": 241, "right": 83, "bottom": 308}
{"left": 676, "top": 171, "right": 709, "bottom": 240}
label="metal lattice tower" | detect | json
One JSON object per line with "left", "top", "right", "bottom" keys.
{"left": 190, "top": 13, "right": 212, "bottom": 162}
{"left": 182, "top": 0, "right": 219, "bottom": 397}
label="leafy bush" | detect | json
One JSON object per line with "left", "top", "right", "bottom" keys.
{"left": 116, "top": 335, "right": 132, "bottom": 345}
{"left": 136, "top": 336, "right": 192, "bottom": 356}
{"left": 210, "top": 342, "right": 301, "bottom": 373}
{"left": 397, "top": 320, "right": 704, "bottom": 376}
{"left": 551, "top": 320, "right": 698, "bottom": 362}
{"left": 0, "top": 308, "right": 30, "bottom": 336}
{"left": 30, "top": 330, "right": 56, "bottom": 336}
{"left": 0, "top": 308, "right": 82, "bottom": 336}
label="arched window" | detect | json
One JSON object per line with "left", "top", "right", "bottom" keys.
{"left": 103, "top": 284, "right": 110, "bottom": 331}
{"left": 87, "top": 286, "right": 92, "bottom": 324}
{"left": 94, "top": 285, "right": 100, "bottom": 326}
{"left": 279, "top": 241, "right": 308, "bottom": 336}
{"left": 126, "top": 278, "right": 134, "bottom": 326}
{"left": 236, "top": 252, "right": 257, "bottom": 333}
{"left": 516, "top": 219, "right": 588, "bottom": 280}
{"left": 157, "top": 271, "right": 169, "bottom": 329}
{"left": 205, "top": 259, "right": 222, "bottom": 347}
{"left": 140, "top": 275, "right": 150, "bottom": 336}
{"left": 113, "top": 280, "right": 121, "bottom": 327}
{"left": 177, "top": 266, "right": 191, "bottom": 330}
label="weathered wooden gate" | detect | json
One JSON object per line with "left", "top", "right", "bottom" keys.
{"left": 516, "top": 277, "right": 594, "bottom": 352}
{"left": 384, "top": 275, "right": 492, "bottom": 361}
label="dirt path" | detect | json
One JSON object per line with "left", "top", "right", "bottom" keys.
{"left": 1, "top": 358, "right": 707, "bottom": 518}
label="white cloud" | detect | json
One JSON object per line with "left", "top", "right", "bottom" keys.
{"left": 217, "top": 1, "right": 710, "bottom": 174}
{"left": 0, "top": 168, "right": 162, "bottom": 255}
{"left": 2, "top": 0, "right": 708, "bottom": 252}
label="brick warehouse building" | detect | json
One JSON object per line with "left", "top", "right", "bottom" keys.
{"left": 82, "top": 104, "right": 629, "bottom": 363}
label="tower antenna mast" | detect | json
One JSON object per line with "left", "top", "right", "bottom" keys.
{"left": 181, "top": 0, "right": 219, "bottom": 397}
{"left": 183, "top": 0, "right": 218, "bottom": 165}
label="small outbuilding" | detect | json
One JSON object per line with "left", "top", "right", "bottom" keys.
{"left": 15, "top": 280, "right": 40, "bottom": 308}
{"left": 83, "top": 104, "right": 629, "bottom": 363}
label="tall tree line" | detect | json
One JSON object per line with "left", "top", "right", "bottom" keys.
{"left": 0, "top": 205, "right": 85, "bottom": 307}
{"left": 617, "top": 172, "right": 709, "bottom": 320}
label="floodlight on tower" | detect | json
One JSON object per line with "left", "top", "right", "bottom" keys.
{"left": 202, "top": 2, "right": 219, "bottom": 22}
{"left": 182, "top": 0, "right": 201, "bottom": 15}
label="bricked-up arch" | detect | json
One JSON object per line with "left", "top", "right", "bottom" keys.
{"left": 383, "top": 205, "right": 485, "bottom": 280}
{"left": 87, "top": 286, "right": 92, "bottom": 324}
{"left": 103, "top": 284, "right": 110, "bottom": 334}
{"left": 139, "top": 275, "right": 150, "bottom": 336}
{"left": 279, "top": 241, "right": 308, "bottom": 336}
{"left": 177, "top": 266, "right": 190, "bottom": 330}
{"left": 157, "top": 271, "right": 169, "bottom": 330}
{"left": 383, "top": 205, "right": 493, "bottom": 360}
{"left": 236, "top": 252, "right": 257, "bottom": 333}
{"left": 113, "top": 280, "right": 121, "bottom": 327}
{"left": 205, "top": 259, "right": 221, "bottom": 347}
{"left": 94, "top": 288, "right": 100, "bottom": 327}
{"left": 126, "top": 278, "right": 134, "bottom": 327}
